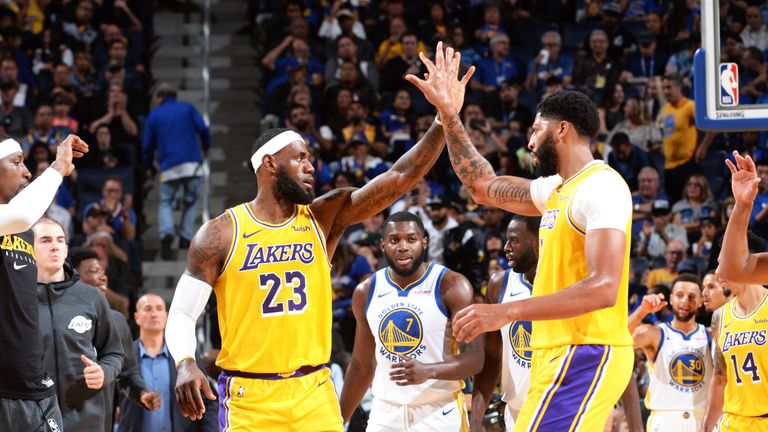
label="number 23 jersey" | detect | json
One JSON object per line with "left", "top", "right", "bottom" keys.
{"left": 213, "top": 203, "right": 332, "bottom": 374}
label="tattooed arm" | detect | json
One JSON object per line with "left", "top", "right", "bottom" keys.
{"left": 167, "top": 212, "right": 232, "bottom": 420}
{"left": 312, "top": 43, "right": 474, "bottom": 254}
{"left": 441, "top": 114, "right": 539, "bottom": 215}
{"left": 702, "top": 308, "right": 727, "bottom": 432}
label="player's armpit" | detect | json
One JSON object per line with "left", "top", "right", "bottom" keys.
{"left": 186, "top": 211, "right": 233, "bottom": 286}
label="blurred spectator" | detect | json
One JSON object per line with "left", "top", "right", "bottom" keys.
{"left": 739, "top": 47, "right": 766, "bottom": 104}
{"left": 52, "top": 94, "right": 79, "bottom": 133}
{"left": 285, "top": 103, "right": 331, "bottom": 155}
{"left": 606, "top": 97, "right": 662, "bottom": 154}
{"left": 647, "top": 239, "right": 686, "bottom": 287}
{"left": 324, "top": 59, "right": 379, "bottom": 115}
{"left": 263, "top": 36, "right": 324, "bottom": 95}
{"left": 380, "top": 32, "right": 425, "bottom": 94}
{"left": 598, "top": 83, "right": 626, "bottom": 136}
{"left": 326, "top": 35, "right": 379, "bottom": 92}
{"left": 423, "top": 195, "right": 459, "bottom": 265}
{"left": 623, "top": 33, "right": 668, "bottom": 82}
{"left": 72, "top": 50, "right": 99, "bottom": 102}
{"left": 644, "top": 11, "right": 671, "bottom": 58}
{"left": 664, "top": 33, "right": 700, "bottom": 88}
{"left": 143, "top": 83, "right": 211, "bottom": 259}
{"left": 319, "top": 6, "right": 367, "bottom": 44}
{"left": 607, "top": 131, "right": 651, "bottom": 191}
{"left": 40, "top": 62, "right": 78, "bottom": 107}
{"left": 89, "top": 83, "right": 138, "bottom": 142}
{"left": 21, "top": 104, "right": 70, "bottom": 156}
{"left": 472, "top": 34, "right": 524, "bottom": 92}
{"left": 376, "top": 16, "right": 410, "bottom": 68}
{"left": 81, "top": 125, "right": 129, "bottom": 169}
{"left": 60, "top": 0, "right": 100, "bottom": 52}
{"left": 636, "top": 200, "right": 688, "bottom": 264}
{"left": 525, "top": 31, "right": 573, "bottom": 96}
{"left": 331, "top": 242, "right": 372, "bottom": 299}
{"left": 448, "top": 25, "right": 481, "bottom": 68}
{"left": 658, "top": 73, "right": 700, "bottom": 203}
{"left": 0, "top": 57, "right": 33, "bottom": 108}
{"left": 493, "top": 81, "right": 533, "bottom": 136}
{"left": 671, "top": 174, "right": 718, "bottom": 234}
{"left": 418, "top": 2, "right": 449, "bottom": 46}
{"left": 741, "top": 5, "right": 768, "bottom": 51}
{"left": 692, "top": 217, "right": 718, "bottom": 261}
{"left": 339, "top": 98, "right": 386, "bottom": 157}
{"left": 721, "top": 32, "right": 745, "bottom": 64}
{"left": 597, "top": 2, "right": 638, "bottom": 59}
{"left": 0, "top": 79, "right": 32, "bottom": 137}
{"left": 336, "top": 139, "right": 387, "bottom": 183}
{"left": 631, "top": 167, "right": 667, "bottom": 236}
{"left": 379, "top": 89, "right": 414, "bottom": 142}
{"left": 573, "top": 29, "right": 621, "bottom": 102}
{"left": 473, "top": 3, "right": 506, "bottom": 46}
{"left": 82, "top": 176, "right": 136, "bottom": 244}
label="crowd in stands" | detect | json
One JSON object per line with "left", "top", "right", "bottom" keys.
{"left": 248, "top": 0, "right": 768, "bottom": 427}
{"left": 0, "top": 0, "right": 153, "bottom": 314}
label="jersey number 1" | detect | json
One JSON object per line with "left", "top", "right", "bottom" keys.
{"left": 260, "top": 271, "right": 308, "bottom": 316}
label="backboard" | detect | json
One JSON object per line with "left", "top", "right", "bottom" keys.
{"left": 694, "top": 0, "right": 768, "bottom": 131}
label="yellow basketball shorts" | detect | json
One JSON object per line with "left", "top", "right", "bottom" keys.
{"left": 514, "top": 344, "right": 633, "bottom": 432}
{"left": 217, "top": 367, "right": 343, "bottom": 431}
{"left": 716, "top": 413, "right": 768, "bottom": 432}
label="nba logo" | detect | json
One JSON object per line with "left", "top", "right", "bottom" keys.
{"left": 719, "top": 63, "right": 739, "bottom": 107}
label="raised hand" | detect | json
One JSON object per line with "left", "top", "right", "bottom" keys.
{"left": 405, "top": 41, "right": 475, "bottom": 117}
{"left": 725, "top": 151, "right": 761, "bottom": 206}
{"left": 51, "top": 134, "right": 89, "bottom": 177}
{"left": 639, "top": 293, "right": 667, "bottom": 315}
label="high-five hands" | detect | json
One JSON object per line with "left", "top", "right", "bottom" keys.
{"left": 405, "top": 41, "right": 475, "bottom": 117}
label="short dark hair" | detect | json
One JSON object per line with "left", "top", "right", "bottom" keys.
{"left": 68, "top": 247, "right": 99, "bottom": 270}
{"left": 400, "top": 31, "right": 418, "bottom": 43}
{"left": 383, "top": 211, "right": 426, "bottom": 237}
{"left": 510, "top": 214, "right": 541, "bottom": 236}
{"left": 610, "top": 132, "right": 631, "bottom": 148}
{"left": 663, "top": 73, "right": 684, "bottom": 88}
{"left": 537, "top": 91, "right": 599, "bottom": 139}
{"left": 746, "top": 46, "right": 765, "bottom": 64}
{"left": 671, "top": 273, "right": 703, "bottom": 292}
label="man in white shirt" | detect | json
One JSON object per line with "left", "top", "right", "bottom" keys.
{"left": 741, "top": 6, "right": 768, "bottom": 51}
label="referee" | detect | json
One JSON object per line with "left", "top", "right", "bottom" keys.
{"left": 0, "top": 135, "right": 87, "bottom": 431}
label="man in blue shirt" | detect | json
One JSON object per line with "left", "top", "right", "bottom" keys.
{"left": 143, "top": 83, "right": 211, "bottom": 260}
{"left": 118, "top": 293, "right": 217, "bottom": 432}
{"left": 525, "top": 31, "right": 573, "bottom": 96}
{"left": 471, "top": 33, "right": 524, "bottom": 92}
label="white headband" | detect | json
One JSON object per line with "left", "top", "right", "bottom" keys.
{"left": 251, "top": 130, "right": 304, "bottom": 173}
{"left": 0, "top": 138, "right": 22, "bottom": 160}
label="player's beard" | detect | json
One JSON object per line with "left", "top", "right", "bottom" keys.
{"left": 534, "top": 131, "right": 560, "bottom": 177}
{"left": 275, "top": 167, "right": 314, "bottom": 205}
{"left": 673, "top": 307, "right": 695, "bottom": 323}
{"left": 510, "top": 250, "right": 537, "bottom": 275}
{"left": 385, "top": 247, "right": 428, "bottom": 278}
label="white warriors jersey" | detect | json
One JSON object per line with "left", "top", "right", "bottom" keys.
{"left": 498, "top": 270, "right": 533, "bottom": 412}
{"left": 365, "top": 263, "right": 462, "bottom": 405}
{"left": 646, "top": 322, "right": 712, "bottom": 411}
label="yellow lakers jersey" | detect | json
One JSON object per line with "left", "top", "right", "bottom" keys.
{"left": 214, "top": 203, "right": 332, "bottom": 373}
{"left": 719, "top": 293, "right": 768, "bottom": 416}
{"left": 531, "top": 162, "right": 633, "bottom": 349}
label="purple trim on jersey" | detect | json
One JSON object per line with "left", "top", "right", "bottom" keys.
{"left": 434, "top": 267, "right": 449, "bottom": 318}
{"left": 217, "top": 372, "right": 233, "bottom": 431}
{"left": 529, "top": 345, "right": 575, "bottom": 428}
{"left": 533, "top": 345, "right": 610, "bottom": 431}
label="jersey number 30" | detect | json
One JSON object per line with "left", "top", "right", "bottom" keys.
{"left": 260, "top": 271, "right": 308, "bottom": 316}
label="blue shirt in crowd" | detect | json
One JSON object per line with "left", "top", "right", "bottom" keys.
{"left": 143, "top": 98, "right": 211, "bottom": 172}
{"left": 139, "top": 341, "right": 172, "bottom": 432}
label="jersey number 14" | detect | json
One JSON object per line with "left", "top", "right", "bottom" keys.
{"left": 730, "top": 351, "right": 762, "bottom": 385}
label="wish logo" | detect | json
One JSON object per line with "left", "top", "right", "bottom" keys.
{"left": 669, "top": 352, "right": 705, "bottom": 391}
{"left": 68, "top": 316, "right": 92, "bottom": 334}
{"left": 508, "top": 321, "right": 532, "bottom": 368}
{"left": 378, "top": 308, "right": 426, "bottom": 361}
